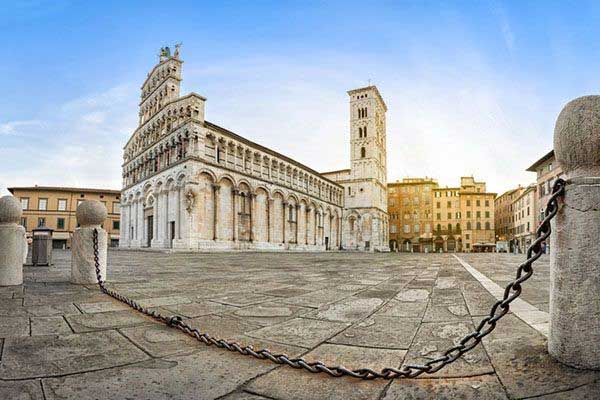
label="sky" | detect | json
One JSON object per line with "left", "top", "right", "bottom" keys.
{"left": 1, "top": 0, "right": 600, "bottom": 197}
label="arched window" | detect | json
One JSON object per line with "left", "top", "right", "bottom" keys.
{"left": 476, "top": 222, "right": 482, "bottom": 230}
{"left": 485, "top": 222, "right": 491, "bottom": 230}
{"left": 456, "top": 223, "right": 461, "bottom": 232}
{"left": 448, "top": 223, "right": 452, "bottom": 233}
{"left": 358, "top": 127, "right": 363, "bottom": 138}
{"left": 360, "top": 147, "right": 366, "bottom": 158}
{"left": 467, "top": 222, "right": 472, "bottom": 230}
{"left": 436, "top": 223, "right": 441, "bottom": 232}
{"left": 364, "top": 108, "right": 368, "bottom": 118}
{"left": 363, "top": 126, "right": 367, "bottom": 137}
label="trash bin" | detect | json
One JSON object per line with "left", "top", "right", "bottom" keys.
{"left": 32, "top": 227, "right": 53, "bottom": 266}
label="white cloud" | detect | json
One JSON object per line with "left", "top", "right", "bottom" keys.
{"left": 493, "top": 3, "right": 515, "bottom": 52}
{"left": 0, "top": 120, "right": 41, "bottom": 136}
{"left": 0, "top": 84, "right": 137, "bottom": 195}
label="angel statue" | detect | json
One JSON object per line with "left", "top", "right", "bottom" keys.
{"left": 185, "top": 189, "right": 196, "bottom": 213}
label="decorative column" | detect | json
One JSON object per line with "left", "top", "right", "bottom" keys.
{"left": 249, "top": 193, "right": 254, "bottom": 242}
{"left": 138, "top": 199, "right": 144, "bottom": 243}
{"left": 282, "top": 201, "right": 287, "bottom": 244}
{"left": 305, "top": 207, "right": 310, "bottom": 245}
{"left": 314, "top": 211, "right": 318, "bottom": 245}
{"left": 267, "top": 198, "right": 272, "bottom": 243}
{"left": 295, "top": 204, "right": 300, "bottom": 244}
{"left": 232, "top": 188, "right": 238, "bottom": 242}
{"left": 329, "top": 214, "right": 333, "bottom": 250}
{"left": 176, "top": 185, "right": 181, "bottom": 239}
{"left": 164, "top": 188, "right": 170, "bottom": 245}
{"left": 338, "top": 213, "right": 342, "bottom": 249}
{"left": 212, "top": 184, "right": 220, "bottom": 241}
{"left": 71, "top": 200, "right": 107, "bottom": 284}
{"left": 549, "top": 95, "right": 600, "bottom": 369}
{"left": 152, "top": 194, "right": 158, "bottom": 244}
{"left": 0, "top": 196, "right": 26, "bottom": 286}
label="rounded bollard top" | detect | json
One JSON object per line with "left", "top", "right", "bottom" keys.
{"left": 76, "top": 200, "right": 107, "bottom": 227}
{"left": 554, "top": 95, "right": 600, "bottom": 178}
{"left": 0, "top": 195, "right": 22, "bottom": 224}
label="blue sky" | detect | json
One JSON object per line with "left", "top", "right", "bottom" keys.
{"left": 2, "top": 1, "right": 599, "bottom": 196}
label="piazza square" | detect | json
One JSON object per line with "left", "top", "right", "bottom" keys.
{"left": 0, "top": 249, "right": 598, "bottom": 400}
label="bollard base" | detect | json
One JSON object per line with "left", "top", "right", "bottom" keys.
{"left": 549, "top": 177, "right": 600, "bottom": 370}
{"left": 0, "top": 224, "right": 26, "bottom": 286}
{"left": 71, "top": 227, "right": 107, "bottom": 284}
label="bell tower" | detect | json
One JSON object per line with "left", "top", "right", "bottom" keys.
{"left": 347, "top": 86, "right": 388, "bottom": 210}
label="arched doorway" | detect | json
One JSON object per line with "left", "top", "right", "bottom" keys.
{"left": 447, "top": 236, "right": 456, "bottom": 252}
{"left": 402, "top": 239, "right": 411, "bottom": 252}
{"left": 434, "top": 237, "right": 444, "bottom": 252}
{"left": 389, "top": 239, "right": 397, "bottom": 252}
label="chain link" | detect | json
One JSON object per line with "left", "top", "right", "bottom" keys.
{"left": 91, "top": 179, "right": 565, "bottom": 380}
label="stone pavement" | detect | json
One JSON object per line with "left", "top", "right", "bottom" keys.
{"left": 0, "top": 250, "right": 598, "bottom": 399}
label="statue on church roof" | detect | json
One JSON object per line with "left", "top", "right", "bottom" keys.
{"left": 158, "top": 46, "right": 171, "bottom": 61}
{"left": 174, "top": 43, "right": 181, "bottom": 59}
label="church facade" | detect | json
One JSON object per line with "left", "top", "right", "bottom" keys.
{"left": 119, "top": 48, "right": 388, "bottom": 251}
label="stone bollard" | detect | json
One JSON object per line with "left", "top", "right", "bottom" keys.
{"left": 549, "top": 95, "right": 600, "bottom": 370}
{"left": 71, "top": 200, "right": 108, "bottom": 284}
{"left": 0, "top": 196, "right": 27, "bottom": 286}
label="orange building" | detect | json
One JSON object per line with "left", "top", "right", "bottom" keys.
{"left": 7, "top": 186, "right": 121, "bottom": 248}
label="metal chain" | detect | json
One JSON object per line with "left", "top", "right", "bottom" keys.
{"left": 92, "top": 179, "right": 565, "bottom": 380}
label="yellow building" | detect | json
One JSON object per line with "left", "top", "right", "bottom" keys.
{"left": 388, "top": 178, "right": 436, "bottom": 252}
{"left": 432, "top": 177, "right": 496, "bottom": 252}
{"left": 513, "top": 184, "right": 537, "bottom": 253}
{"left": 388, "top": 176, "right": 496, "bottom": 252}
{"left": 494, "top": 186, "right": 524, "bottom": 246}
{"left": 7, "top": 186, "right": 121, "bottom": 248}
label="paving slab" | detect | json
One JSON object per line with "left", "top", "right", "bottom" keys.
{"left": 65, "top": 309, "right": 152, "bottom": 332}
{"left": 328, "top": 315, "right": 420, "bottom": 349}
{"left": 382, "top": 374, "right": 508, "bottom": 399}
{"left": 404, "top": 320, "right": 495, "bottom": 378}
{"left": 248, "top": 317, "right": 350, "bottom": 348}
{"left": 246, "top": 343, "right": 405, "bottom": 400}
{"left": 76, "top": 300, "right": 131, "bottom": 313}
{"left": 187, "top": 314, "right": 264, "bottom": 340}
{"left": 42, "top": 347, "right": 277, "bottom": 400}
{"left": 0, "top": 330, "right": 148, "bottom": 379}
{"left": 0, "top": 379, "right": 45, "bottom": 400}
{"left": 305, "top": 297, "right": 384, "bottom": 322}
{"left": 118, "top": 323, "right": 202, "bottom": 358}
{"left": 30, "top": 316, "right": 72, "bottom": 336}
{"left": 0, "top": 316, "right": 30, "bottom": 337}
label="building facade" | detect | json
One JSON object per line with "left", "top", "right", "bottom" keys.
{"left": 526, "top": 150, "right": 563, "bottom": 253}
{"left": 526, "top": 150, "right": 564, "bottom": 223}
{"left": 387, "top": 178, "right": 436, "bottom": 252}
{"left": 494, "top": 186, "right": 524, "bottom": 250}
{"left": 386, "top": 176, "right": 495, "bottom": 252}
{"left": 119, "top": 48, "right": 387, "bottom": 251}
{"left": 7, "top": 186, "right": 121, "bottom": 248}
{"left": 433, "top": 177, "right": 496, "bottom": 253}
{"left": 512, "top": 184, "right": 537, "bottom": 253}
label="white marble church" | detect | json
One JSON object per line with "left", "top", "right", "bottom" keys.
{"left": 119, "top": 46, "right": 389, "bottom": 251}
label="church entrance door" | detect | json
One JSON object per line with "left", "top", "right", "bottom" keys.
{"left": 147, "top": 216, "right": 153, "bottom": 247}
